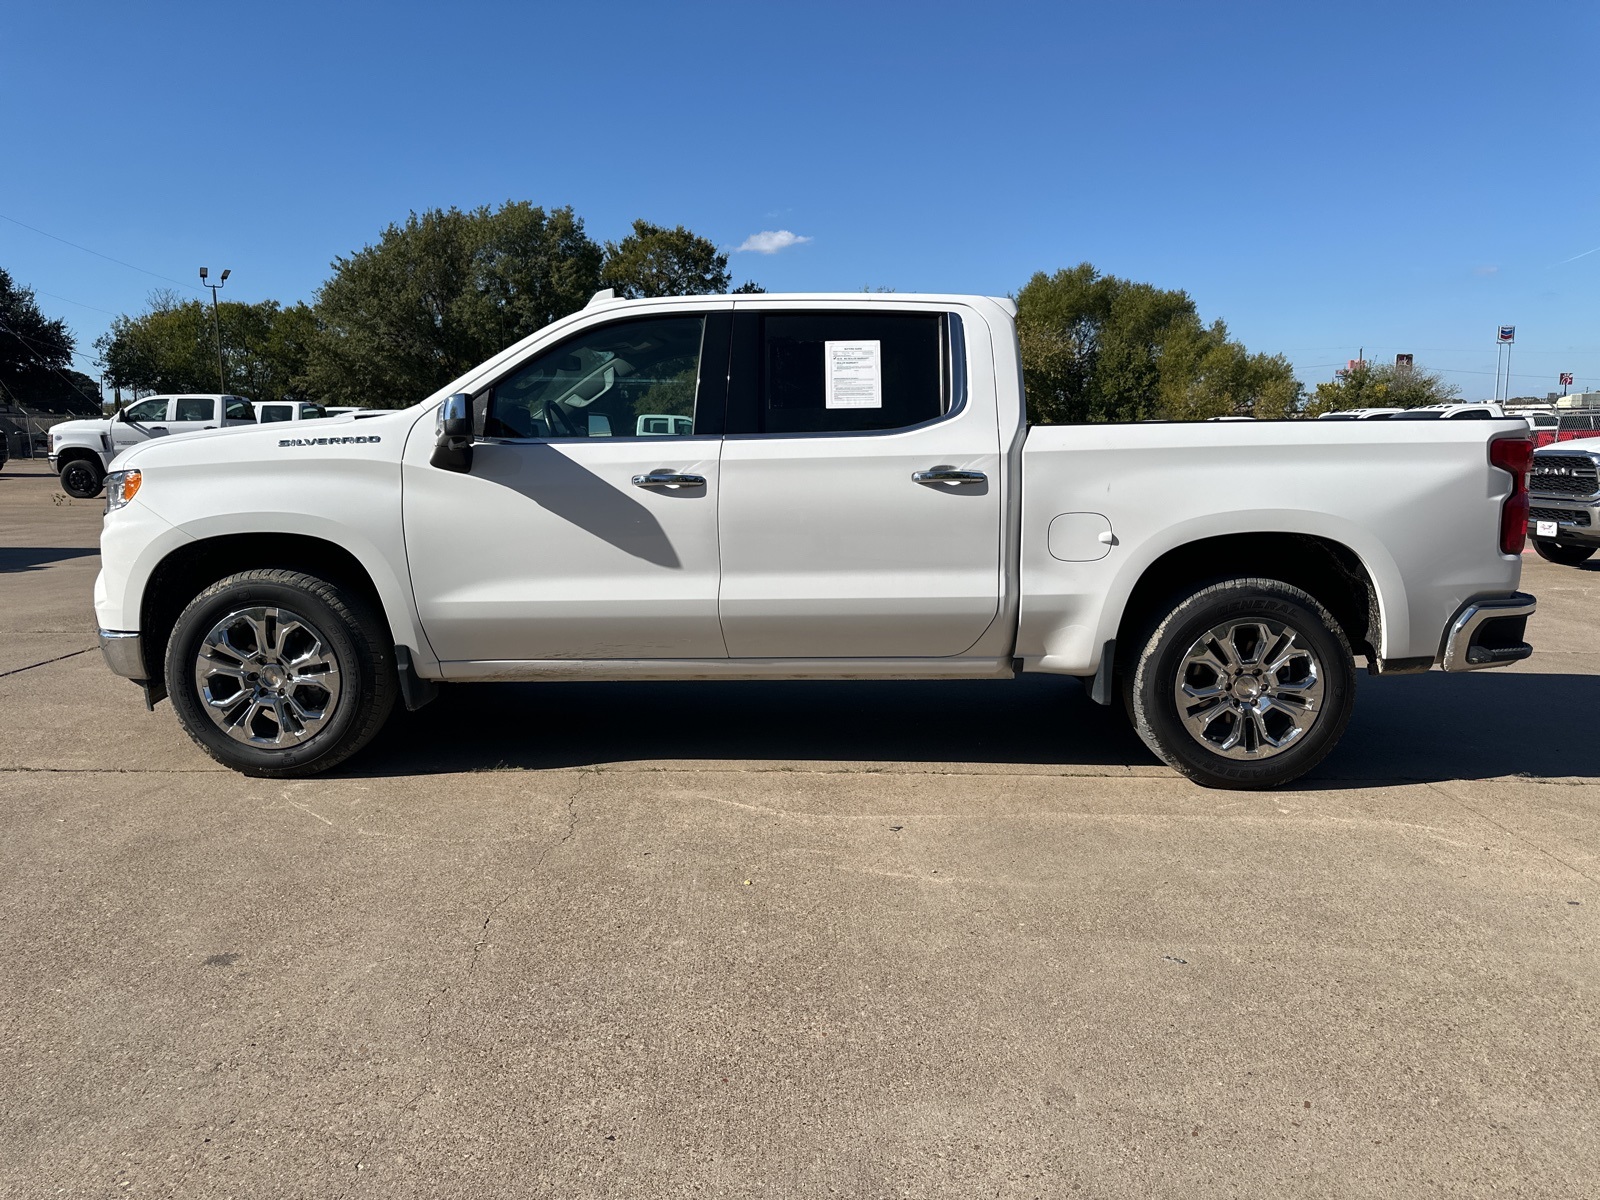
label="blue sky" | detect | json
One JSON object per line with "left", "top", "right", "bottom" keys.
{"left": 5, "top": 0, "right": 1597, "bottom": 401}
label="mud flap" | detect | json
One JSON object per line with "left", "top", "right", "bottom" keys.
{"left": 395, "top": 646, "right": 440, "bottom": 712}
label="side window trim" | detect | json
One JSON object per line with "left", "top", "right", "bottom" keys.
{"left": 724, "top": 310, "right": 968, "bottom": 440}
{"left": 472, "top": 311, "right": 727, "bottom": 443}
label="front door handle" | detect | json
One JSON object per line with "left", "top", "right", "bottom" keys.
{"left": 632, "top": 472, "right": 706, "bottom": 489}
{"left": 913, "top": 467, "right": 986, "bottom": 486}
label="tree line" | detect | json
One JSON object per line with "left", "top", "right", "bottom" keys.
{"left": 96, "top": 206, "right": 745, "bottom": 410}
{"left": 25, "top": 200, "right": 1464, "bottom": 421}
{"left": 0, "top": 268, "right": 102, "bottom": 415}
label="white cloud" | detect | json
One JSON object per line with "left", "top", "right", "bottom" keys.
{"left": 737, "top": 229, "right": 812, "bottom": 254}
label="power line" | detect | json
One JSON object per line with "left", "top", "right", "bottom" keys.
{"left": 0, "top": 212, "right": 201, "bottom": 293}
{"left": 0, "top": 315, "right": 105, "bottom": 409}
{"left": 34, "top": 289, "right": 121, "bottom": 317}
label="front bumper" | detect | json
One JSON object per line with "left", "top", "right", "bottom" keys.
{"left": 1440, "top": 592, "right": 1536, "bottom": 672}
{"left": 98, "top": 629, "right": 145, "bottom": 679}
{"left": 1527, "top": 495, "right": 1600, "bottom": 544}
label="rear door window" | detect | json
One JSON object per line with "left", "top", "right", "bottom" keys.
{"left": 728, "top": 311, "right": 952, "bottom": 435}
{"left": 174, "top": 397, "right": 214, "bottom": 422}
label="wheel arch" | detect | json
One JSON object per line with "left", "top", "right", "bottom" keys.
{"left": 1112, "top": 531, "right": 1385, "bottom": 671}
{"left": 138, "top": 532, "right": 416, "bottom": 683}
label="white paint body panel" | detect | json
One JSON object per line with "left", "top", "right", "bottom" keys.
{"left": 95, "top": 410, "right": 431, "bottom": 664}
{"left": 1016, "top": 421, "right": 1523, "bottom": 673}
{"left": 403, "top": 437, "right": 726, "bottom": 661}
{"left": 717, "top": 298, "right": 1004, "bottom": 658}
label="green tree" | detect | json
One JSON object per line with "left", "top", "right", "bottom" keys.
{"left": 600, "top": 220, "right": 730, "bottom": 298}
{"left": 1306, "top": 360, "right": 1460, "bottom": 415}
{"left": 1016, "top": 263, "right": 1303, "bottom": 423}
{"left": 97, "top": 292, "right": 316, "bottom": 404}
{"left": 732, "top": 280, "right": 766, "bottom": 294}
{"left": 0, "top": 268, "right": 99, "bottom": 414}
{"left": 302, "top": 202, "right": 604, "bottom": 408}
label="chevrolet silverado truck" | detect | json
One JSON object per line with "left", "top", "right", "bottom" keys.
{"left": 50, "top": 394, "right": 258, "bottom": 498}
{"left": 1526, "top": 442, "right": 1600, "bottom": 565}
{"left": 93, "top": 292, "right": 1537, "bottom": 788}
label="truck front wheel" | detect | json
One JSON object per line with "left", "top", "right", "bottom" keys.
{"left": 1125, "top": 578, "right": 1356, "bottom": 789}
{"left": 59, "top": 458, "right": 104, "bottom": 499}
{"left": 165, "top": 569, "right": 397, "bottom": 777}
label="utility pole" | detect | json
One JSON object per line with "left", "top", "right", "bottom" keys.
{"left": 199, "top": 266, "right": 230, "bottom": 393}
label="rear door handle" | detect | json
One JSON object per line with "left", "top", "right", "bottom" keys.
{"left": 913, "top": 467, "right": 986, "bottom": 486}
{"left": 632, "top": 472, "right": 706, "bottom": 489}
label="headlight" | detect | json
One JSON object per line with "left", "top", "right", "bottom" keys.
{"left": 104, "top": 469, "right": 142, "bottom": 512}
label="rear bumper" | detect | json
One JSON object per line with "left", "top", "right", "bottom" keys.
{"left": 1440, "top": 592, "right": 1536, "bottom": 672}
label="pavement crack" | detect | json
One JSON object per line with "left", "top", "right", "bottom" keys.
{"left": 421, "top": 770, "right": 592, "bottom": 1044}
{"left": 467, "top": 770, "right": 586, "bottom": 970}
{"left": 1428, "top": 781, "right": 1599, "bottom": 885}
{"left": 0, "top": 646, "right": 95, "bottom": 678}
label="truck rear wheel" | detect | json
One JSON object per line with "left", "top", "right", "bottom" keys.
{"left": 59, "top": 458, "right": 104, "bottom": 499}
{"left": 1125, "top": 578, "right": 1355, "bottom": 789}
{"left": 165, "top": 569, "right": 397, "bottom": 777}
{"left": 1532, "top": 539, "right": 1595, "bottom": 566}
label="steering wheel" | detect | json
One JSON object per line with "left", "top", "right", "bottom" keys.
{"left": 541, "top": 400, "right": 580, "bottom": 438}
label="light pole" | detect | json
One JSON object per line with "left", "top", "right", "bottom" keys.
{"left": 199, "top": 266, "right": 230, "bottom": 393}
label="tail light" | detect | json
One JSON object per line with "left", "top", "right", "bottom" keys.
{"left": 1490, "top": 434, "right": 1532, "bottom": 555}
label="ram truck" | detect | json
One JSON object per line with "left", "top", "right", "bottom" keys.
{"left": 94, "top": 292, "right": 1537, "bottom": 788}
{"left": 50, "top": 394, "right": 257, "bottom": 498}
{"left": 1526, "top": 442, "right": 1600, "bottom": 565}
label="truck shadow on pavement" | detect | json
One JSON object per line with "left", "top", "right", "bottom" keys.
{"left": 361, "top": 668, "right": 1600, "bottom": 786}
{"left": 0, "top": 546, "right": 100, "bottom": 573}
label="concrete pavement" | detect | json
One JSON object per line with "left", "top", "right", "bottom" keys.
{"left": 1, "top": 461, "right": 1595, "bottom": 1198}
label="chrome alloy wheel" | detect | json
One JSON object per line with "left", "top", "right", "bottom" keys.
{"left": 1172, "top": 618, "right": 1325, "bottom": 760}
{"left": 192, "top": 607, "right": 342, "bottom": 748}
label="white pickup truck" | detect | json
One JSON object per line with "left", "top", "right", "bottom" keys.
{"left": 93, "top": 292, "right": 1537, "bottom": 788}
{"left": 50, "top": 395, "right": 332, "bottom": 497}
{"left": 51, "top": 394, "right": 259, "bottom": 497}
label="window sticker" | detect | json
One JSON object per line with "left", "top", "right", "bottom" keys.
{"left": 824, "top": 340, "right": 882, "bottom": 409}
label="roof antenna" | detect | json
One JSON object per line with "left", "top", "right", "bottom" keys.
{"left": 586, "top": 288, "right": 616, "bottom": 308}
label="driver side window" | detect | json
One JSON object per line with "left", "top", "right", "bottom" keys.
{"left": 125, "top": 399, "right": 169, "bottom": 423}
{"left": 483, "top": 316, "right": 706, "bottom": 440}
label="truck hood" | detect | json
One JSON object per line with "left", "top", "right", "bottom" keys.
{"left": 51, "top": 417, "right": 112, "bottom": 437}
{"left": 1533, "top": 442, "right": 1600, "bottom": 459}
{"left": 110, "top": 407, "right": 424, "bottom": 471}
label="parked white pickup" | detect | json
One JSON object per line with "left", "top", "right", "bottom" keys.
{"left": 51, "top": 395, "right": 344, "bottom": 496}
{"left": 93, "top": 292, "right": 1537, "bottom": 787}
{"left": 50, "top": 394, "right": 257, "bottom": 497}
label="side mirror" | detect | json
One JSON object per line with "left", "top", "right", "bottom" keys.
{"left": 430, "top": 393, "right": 474, "bottom": 473}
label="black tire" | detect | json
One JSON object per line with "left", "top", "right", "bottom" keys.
{"left": 1124, "top": 578, "right": 1356, "bottom": 790}
{"left": 59, "top": 458, "right": 104, "bottom": 499}
{"left": 1532, "top": 539, "right": 1595, "bottom": 566}
{"left": 165, "top": 569, "right": 397, "bottom": 777}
